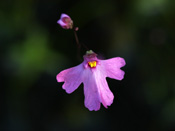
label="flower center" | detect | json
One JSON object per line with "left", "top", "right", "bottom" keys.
{"left": 88, "top": 61, "right": 97, "bottom": 68}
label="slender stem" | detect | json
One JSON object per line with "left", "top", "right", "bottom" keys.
{"left": 73, "top": 27, "right": 89, "bottom": 51}
{"left": 81, "top": 42, "right": 89, "bottom": 51}
{"left": 73, "top": 29, "right": 81, "bottom": 49}
{"left": 73, "top": 27, "right": 89, "bottom": 61}
{"left": 73, "top": 28, "right": 81, "bottom": 61}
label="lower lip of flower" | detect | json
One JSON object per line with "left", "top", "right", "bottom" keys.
{"left": 88, "top": 61, "right": 97, "bottom": 68}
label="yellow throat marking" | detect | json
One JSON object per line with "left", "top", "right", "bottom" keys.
{"left": 88, "top": 61, "right": 97, "bottom": 68}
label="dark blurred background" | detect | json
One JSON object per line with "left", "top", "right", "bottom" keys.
{"left": 1, "top": 0, "right": 175, "bottom": 131}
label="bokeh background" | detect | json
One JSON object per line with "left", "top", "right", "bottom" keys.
{"left": 1, "top": 0, "right": 175, "bottom": 131}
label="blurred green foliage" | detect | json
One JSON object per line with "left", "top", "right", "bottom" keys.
{"left": 1, "top": 0, "right": 175, "bottom": 131}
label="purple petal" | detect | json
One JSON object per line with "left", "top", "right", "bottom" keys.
{"left": 83, "top": 66, "right": 114, "bottom": 111}
{"left": 98, "top": 77, "right": 114, "bottom": 108}
{"left": 60, "top": 13, "right": 70, "bottom": 19}
{"left": 56, "top": 64, "right": 83, "bottom": 94}
{"left": 101, "top": 57, "right": 126, "bottom": 80}
{"left": 57, "top": 19, "right": 67, "bottom": 28}
{"left": 83, "top": 69, "right": 101, "bottom": 111}
{"left": 94, "top": 67, "right": 114, "bottom": 108}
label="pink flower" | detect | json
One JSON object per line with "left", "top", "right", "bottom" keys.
{"left": 56, "top": 50, "right": 126, "bottom": 111}
{"left": 57, "top": 13, "right": 73, "bottom": 29}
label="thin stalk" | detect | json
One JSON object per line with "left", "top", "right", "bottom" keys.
{"left": 73, "top": 29, "right": 81, "bottom": 49}
{"left": 73, "top": 28, "right": 89, "bottom": 51}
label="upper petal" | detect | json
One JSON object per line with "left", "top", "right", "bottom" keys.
{"left": 56, "top": 63, "right": 83, "bottom": 94}
{"left": 57, "top": 19, "right": 67, "bottom": 26}
{"left": 101, "top": 57, "right": 126, "bottom": 80}
{"left": 60, "top": 13, "right": 70, "bottom": 19}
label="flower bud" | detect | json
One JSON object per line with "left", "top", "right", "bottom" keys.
{"left": 57, "top": 13, "right": 73, "bottom": 29}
